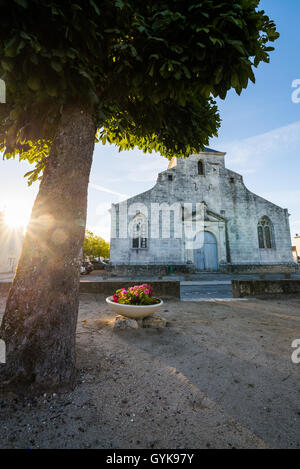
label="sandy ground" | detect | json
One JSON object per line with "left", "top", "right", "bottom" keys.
{"left": 0, "top": 292, "right": 299, "bottom": 449}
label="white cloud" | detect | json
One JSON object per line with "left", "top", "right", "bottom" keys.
{"left": 259, "top": 190, "right": 300, "bottom": 209}
{"left": 126, "top": 156, "right": 168, "bottom": 183}
{"left": 89, "top": 182, "right": 128, "bottom": 200}
{"left": 223, "top": 120, "right": 300, "bottom": 173}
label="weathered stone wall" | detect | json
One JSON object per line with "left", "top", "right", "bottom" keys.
{"left": 232, "top": 279, "right": 300, "bottom": 297}
{"left": 110, "top": 150, "right": 294, "bottom": 271}
{"left": 106, "top": 264, "right": 195, "bottom": 276}
{"left": 228, "top": 263, "right": 297, "bottom": 274}
{"left": 108, "top": 262, "right": 298, "bottom": 275}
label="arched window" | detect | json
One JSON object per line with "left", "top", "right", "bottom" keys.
{"left": 257, "top": 216, "right": 274, "bottom": 249}
{"left": 131, "top": 214, "right": 148, "bottom": 249}
{"left": 198, "top": 160, "right": 204, "bottom": 175}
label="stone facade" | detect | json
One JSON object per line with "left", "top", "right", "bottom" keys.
{"left": 110, "top": 148, "right": 296, "bottom": 273}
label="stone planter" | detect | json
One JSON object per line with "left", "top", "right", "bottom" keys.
{"left": 106, "top": 296, "right": 163, "bottom": 319}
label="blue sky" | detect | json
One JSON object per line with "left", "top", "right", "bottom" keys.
{"left": 0, "top": 0, "right": 300, "bottom": 242}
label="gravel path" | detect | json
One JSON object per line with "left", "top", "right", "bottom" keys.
{"left": 0, "top": 292, "right": 299, "bottom": 449}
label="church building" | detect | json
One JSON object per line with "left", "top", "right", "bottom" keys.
{"left": 109, "top": 148, "right": 295, "bottom": 274}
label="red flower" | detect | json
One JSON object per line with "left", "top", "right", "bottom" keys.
{"left": 112, "top": 294, "right": 119, "bottom": 303}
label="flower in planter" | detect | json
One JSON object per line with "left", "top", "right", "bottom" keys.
{"left": 112, "top": 284, "right": 159, "bottom": 305}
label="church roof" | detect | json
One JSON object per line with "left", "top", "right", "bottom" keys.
{"left": 203, "top": 147, "right": 222, "bottom": 153}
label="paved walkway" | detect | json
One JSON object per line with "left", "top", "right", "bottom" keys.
{"left": 181, "top": 283, "right": 233, "bottom": 301}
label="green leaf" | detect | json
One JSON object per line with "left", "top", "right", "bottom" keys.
{"left": 46, "top": 84, "right": 58, "bottom": 97}
{"left": 231, "top": 72, "right": 239, "bottom": 88}
{"left": 79, "top": 70, "right": 93, "bottom": 83}
{"left": 1, "top": 59, "right": 13, "bottom": 72}
{"left": 27, "top": 76, "right": 41, "bottom": 91}
{"left": 148, "top": 63, "right": 155, "bottom": 77}
{"left": 20, "top": 31, "right": 31, "bottom": 40}
{"left": 89, "top": 0, "right": 101, "bottom": 15}
{"left": 50, "top": 61, "right": 63, "bottom": 73}
{"left": 14, "top": 0, "right": 28, "bottom": 8}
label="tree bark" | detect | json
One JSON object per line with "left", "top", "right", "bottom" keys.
{"left": 0, "top": 103, "right": 96, "bottom": 394}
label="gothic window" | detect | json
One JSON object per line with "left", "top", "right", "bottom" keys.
{"left": 131, "top": 214, "right": 148, "bottom": 249}
{"left": 198, "top": 160, "right": 204, "bottom": 175}
{"left": 168, "top": 174, "right": 173, "bottom": 181}
{"left": 258, "top": 225, "right": 264, "bottom": 248}
{"left": 257, "top": 216, "right": 274, "bottom": 249}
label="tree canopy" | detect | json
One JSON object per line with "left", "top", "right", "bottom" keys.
{"left": 83, "top": 230, "right": 110, "bottom": 260}
{"left": 0, "top": 0, "right": 279, "bottom": 183}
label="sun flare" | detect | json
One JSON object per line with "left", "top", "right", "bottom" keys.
{"left": 3, "top": 203, "right": 31, "bottom": 230}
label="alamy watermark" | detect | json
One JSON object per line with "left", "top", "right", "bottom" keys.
{"left": 291, "top": 339, "right": 300, "bottom": 364}
{"left": 111, "top": 201, "right": 208, "bottom": 250}
{"left": 0, "top": 78, "right": 6, "bottom": 103}
{"left": 291, "top": 79, "right": 300, "bottom": 104}
{"left": 0, "top": 339, "right": 6, "bottom": 364}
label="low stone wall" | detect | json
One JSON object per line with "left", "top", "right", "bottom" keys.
{"left": 80, "top": 280, "right": 180, "bottom": 299}
{"left": 107, "top": 263, "right": 298, "bottom": 276}
{"left": 228, "top": 263, "right": 298, "bottom": 274}
{"left": 232, "top": 279, "right": 300, "bottom": 298}
{"left": 107, "top": 264, "right": 195, "bottom": 276}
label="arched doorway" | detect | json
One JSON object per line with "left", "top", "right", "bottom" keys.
{"left": 195, "top": 231, "right": 218, "bottom": 271}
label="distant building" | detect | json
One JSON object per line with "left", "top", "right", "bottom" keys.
{"left": 0, "top": 211, "right": 23, "bottom": 274}
{"left": 293, "top": 234, "right": 300, "bottom": 263}
{"left": 110, "top": 148, "right": 295, "bottom": 274}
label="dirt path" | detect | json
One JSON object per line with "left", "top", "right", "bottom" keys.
{"left": 0, "top": 293, "right": 299, "bottom": 449}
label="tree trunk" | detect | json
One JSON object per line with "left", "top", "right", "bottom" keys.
{"left": 0, "top": 103, "right": 96, "bottom": 394}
